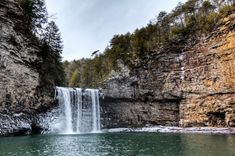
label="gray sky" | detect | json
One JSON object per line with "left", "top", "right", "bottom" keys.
{"left": 45, "top": 0, "right": 187, "bottom": 61}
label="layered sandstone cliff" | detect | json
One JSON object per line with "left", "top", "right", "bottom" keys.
{"left": 0, "top": 0, "right": 234, "bottom": 135}
{"left": 101, "top": 14, "right": 235, "bottom": 128}
{"left": 179, "top": 15, "right": 235, "bottom": 127}
{"left": 0, "top": 0, "right": 52, "bottom": 135}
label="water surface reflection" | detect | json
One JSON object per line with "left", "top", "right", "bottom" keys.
{"left": 0, "top": 133, "right": 235, "bottom": 156}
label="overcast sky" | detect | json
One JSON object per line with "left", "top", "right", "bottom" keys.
{"left": 45, "top": 0, "right": 187, "bottom": 61}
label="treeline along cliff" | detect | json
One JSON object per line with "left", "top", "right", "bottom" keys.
{"left": 0, "top": 0, "right": 65, "bottom": 135}
{"left": 65, "top": 0, "right": 235, "bottom": 128}
{"left": 0, "top": 0, "right": 234, "bottom": 135}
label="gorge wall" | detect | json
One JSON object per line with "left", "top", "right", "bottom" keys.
{"left": 101, "top": 14, "right": 235, "bottom": 128}
{"left": 0, "top": 0, "right": 234, "bottom": 136}
{"left": 0, "top": 0, "right": 52, "bottom": 135}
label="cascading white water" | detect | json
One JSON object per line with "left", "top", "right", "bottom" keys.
{"left": 55, "top": 87, "right": 101, "bottom": 134}
{"left": 56, "top": 87, "right": 73, "bottom": 134}
{"left": 76, "top": 88, "right": 82, "bottom": 133}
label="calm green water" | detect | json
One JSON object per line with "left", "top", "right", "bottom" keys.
{"left": 0, "top": 133, "right": 235, "bottom": 156}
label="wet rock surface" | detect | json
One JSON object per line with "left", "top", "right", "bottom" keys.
{"left": 0, "top": 113, "right": 32, "bottom": 136}
{"left": 101, "top": 14, "right": 235, "bottom": 128}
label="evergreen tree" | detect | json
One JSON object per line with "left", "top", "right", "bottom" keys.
{"left": 43, "top": 21, "right": 63, "bottom": 55}
{"left": 61, "top": 0, "right": 235, "bottom": 88}
{"left": 18, "top": 0, "right": 66, "bottom": 94}
{"left": 201, "top": 1, "right": 215, "bottom": 15}
{"left": 39, "top": 21, "right": 65, "bottom": 93}
{"left": 18, "top": 0, "right": 48, "bottom": 34}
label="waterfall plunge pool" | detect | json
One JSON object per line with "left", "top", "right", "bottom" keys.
{"left": 1, "top": 133, "right": 235, "bottom": 156}
{"left": 1, "top": 87, "right": 235, "bottom": 155}
{"left": 15, "top": 87, "right": 233, "bottom": 156}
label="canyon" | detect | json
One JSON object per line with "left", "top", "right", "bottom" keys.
{"left": 0, "top": 0, "right": 234, "bottom": 136}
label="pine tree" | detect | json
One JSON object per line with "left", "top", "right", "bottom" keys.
{"left": 39, "top": 20, "right": 65, "bottom": 92}
{"left": 18, "top": 0, "right": 48, "bottom": 34}
{"left": 43, "top": 21, "right": 63, "bottom": 55}
{"left": 201, "top": 1, "right": 215, "bottom": 15}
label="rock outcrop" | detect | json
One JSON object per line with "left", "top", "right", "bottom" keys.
{"left": 179, "top": 15, "right": 235, "bottom": 127}
{"left": 101, "top": 14, "right": 235, "bottom": 128}
{"left": 0, "top": 0, "right": 52, "bottom": 136}
{"left": 0, "top": 0, "right": 234, "bottom": 135}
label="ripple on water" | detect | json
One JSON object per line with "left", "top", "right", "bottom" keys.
{"left": 0, "top": 133, "right": 235, "bottom": 156}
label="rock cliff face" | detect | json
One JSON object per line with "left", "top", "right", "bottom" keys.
{"left": 179, "top": 15, "right": 235, "bottom": 127}
{"left": 101, "top": 14, "right": 235, "bottom": 128}
{"left": 0, "top": 1, "right": 234, "bottom": 135}
{"left": 0, "top": 0, "right": 52, "bottom": 136}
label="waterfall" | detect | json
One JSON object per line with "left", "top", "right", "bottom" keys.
{"left": 55, "top": 87, "right": 101, "bottom": 134}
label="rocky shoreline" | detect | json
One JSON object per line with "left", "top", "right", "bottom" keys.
{"left": 1, "top": 110, "right": 235, "bottom": 136}
{"left": 105, "top": 126, "right": 235, "bottom": 135}
{"left": 0, "top": 113, "right": 33, "bottom": 136}
{"left": 0, "top": 0, "right": 234, "bottom": 136}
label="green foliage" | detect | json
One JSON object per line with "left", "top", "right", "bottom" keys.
{"left": 64, "top": 0, "right": 234, "bottom": 88}
{"left": 69, "top": 69, "right": 79, "bottom": 87}
{"left": 39, "top": 20, "right": 65, "bottom": 92}
{"left": 42, "top": 21, "right": 63, "bottom": 54}
{"left": 18, "top": 0, "right": 48, "bottom": 34}
{"left": 219, "top": 5, "right": 235, "bottom": 17}
{"left": 201, "top": 0, "right": 215, "bottom": 14}
{"left": 39, "top": 42, "right": 65, "bottom": 93}
{"left": 105, "top": 33, "right": 132, "bottom": 69}
{"left": 182, "top": 0, "right": 197, "bottom": 14}
{"left": 18, "top": 0, "right": 65, "bottom": 94}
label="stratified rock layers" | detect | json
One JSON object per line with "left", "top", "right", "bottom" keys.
{"left": 180, "top": 15, "right": 235, "bottom": 127}
{"left": 0, "top": 0, "right": 234, "bottom": 135}
{"left": 101, "top": 14, "right": 235, "bottom": 128}
{"left": 0, "top": 0, "right": 52, "bottom": 135}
